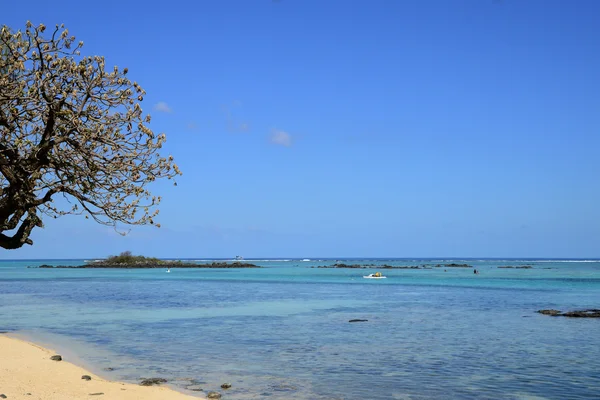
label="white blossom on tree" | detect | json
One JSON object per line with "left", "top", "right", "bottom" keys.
{"left": 0, "top": 22, "right": 181, "bottom": 249}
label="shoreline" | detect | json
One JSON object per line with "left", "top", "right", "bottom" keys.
{"left": 0, "top": 334, "right": 204, "bottom": 400}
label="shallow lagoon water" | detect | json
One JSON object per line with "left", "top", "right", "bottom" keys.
{"left": 1, "top": 259, "right": 599, "bottom": 399}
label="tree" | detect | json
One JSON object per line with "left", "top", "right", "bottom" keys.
{"left": 0, "top": 22, "right": 181, "bottom": 249}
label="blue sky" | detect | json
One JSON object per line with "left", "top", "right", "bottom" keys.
{"left": 3, "top": 0, "right": 600, "bottom": 258}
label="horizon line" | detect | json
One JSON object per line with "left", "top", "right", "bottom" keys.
{"left": 1, "top": 256, "right": 600, "bottom": 261}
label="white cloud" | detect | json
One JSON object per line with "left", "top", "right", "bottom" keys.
{"left": 153, "top": 102, "right": 172, "bottom": 113}
{"left": 270, "top": 129, "right": 292, "bottom": 147}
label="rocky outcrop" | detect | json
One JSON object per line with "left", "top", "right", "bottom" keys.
{"left": 220, "top": 383, "right": 232, "bottom": 389}
{"left": 195, "top": 262, "right": 260, "bottom": 268}
{"left": 82, "top": 375, "right": 92, "bottom": 381}
{"left": 537, "top": 309, "right": 600, "bottom": 318}
{"left": 50, "top": 355, "right": 62, "bottom": 361}
{"left": 32, "top": 261, "right": 260, "bottom": 269}
{"left": 207, "top": 392, "right": 222, "bottom": 399}
{"left": 140, "top": 378, "right": 167, "bottom": 386}
{"left": 314, "top": 262, "right": 474, "bottom": 269}
{"left": 315, "top": 264, "right": 421, "bottom": 269}
{"left": 538, "top": 309, "right": 561, "bottom": 316}
{"left": 443, "top": 263, "right": 473, "bottom": 268}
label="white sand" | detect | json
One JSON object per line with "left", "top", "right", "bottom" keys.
{"left": 0, "top": 335, "right": 204, "bottom": 399}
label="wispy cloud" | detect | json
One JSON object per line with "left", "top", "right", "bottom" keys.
{"left": 223, "top": 101, "right": 250, "bottom": 133}
{"left": 153, "top": 101, "right": 172, "bottom": 113}
{"left": 270, "top": 129, "right": 292, "bottom": 147}
{"left": 186, "top": 122, "right": 199, "bottom": 131}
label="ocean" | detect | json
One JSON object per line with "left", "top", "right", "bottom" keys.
{"left": 1, "top": 258, "right": 599, "bottom": 399}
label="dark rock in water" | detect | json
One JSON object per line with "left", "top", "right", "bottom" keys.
{"left": 537, "top": 309, "right": 561, "bottom": 316}
{"left": 333, "top": 263, "right": 363, "bottom": 268}
{"left": 82, "top": 375, "right": 92, "bottom": 381}
{"left": 38, "top": 264, "right": 54, "bottom": 268}
{"left": 50, "top": 355, "right": 62, "bottom": 361}
{"left": 317, "top": 263, "right": 422, "bottom": 269}
{"left": 498, "top": 266, "right": 514, "bottom": 269}
{"left": 537, "top": 309, "right": 600, "bottom": 318}
{"left": 444, "top": 263, "right": 473, "bottom": 268}
{"left": 207, "top": 391, "right": 222, "bottom": 399}
{"left": 140, "top": 378, "right": 167, "bottom": 386}
{"left": 185, "top": 385, "right": 204, "bottom": 392}
{"left": 561, "top": 309, "right": 600, "bottom": 318}
{"left": 516, "top": 265, "right": 533, "bottom": 269}
{"left": 221, "top": 383, "right": 232, "bottom": 389}
{"left": 349, "top": 319, "right": 368, "bottom": 323}
{"left": 103, "top": 367, "right": 114, "bottom": 371}
{"left": 49, "top": 261, "right": 260, "bottom": 269}
{"left": 271, "top": 383, "right": 298, "bottom": 392}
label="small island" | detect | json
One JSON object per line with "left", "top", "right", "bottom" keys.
{"left": 32, "top": 252, "right": 261, "bottom": 269}
{"left": 313, "top": 263, "right": 474, "bottom": 269}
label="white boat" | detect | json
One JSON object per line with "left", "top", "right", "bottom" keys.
{"left": 235, "top": 256, "right": 244, "bottom": 261}
{"left": 363, "top": 272, "right": 386, "bottom": 279}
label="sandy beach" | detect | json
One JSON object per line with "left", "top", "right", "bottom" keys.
{"left": 0, "top": 335, "right": 203, "bottom": 400}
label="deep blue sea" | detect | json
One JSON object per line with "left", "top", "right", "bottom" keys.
{"left": 1, "top": 258, "right": 599, "bottom": 399}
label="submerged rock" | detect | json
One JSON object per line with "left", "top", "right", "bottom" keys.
{"left": 561, "top": 309, "right": 600, "bottom": 318}
{"left": 349, "top": 319, "right": 368, "bottom": 323}
{"left": 537, "top": 309, "right": 600, "bottom": 318}
{"left": 140, "top": 378, "right": 167, "bottom": 386}
{"left": 221, "top": 383, "right": 232, "bottom": 389}
{"left": 50, "top": 355, "right": 62, "bottom": 361}
{"left": 271, "top": 383, "right": 298, "bottom": 392}
{"left": 207, "top": 391, "right": 222, "bottom": 399}
{"left": 538, "top": 309, "right": 561, "bottom": 316}
{"left": 444, "top": 263, "right": 473, "bottom": 268}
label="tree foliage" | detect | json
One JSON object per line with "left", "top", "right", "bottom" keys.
{"left": 104, "top": 251, "right": 161, "bottom": 265}
{"left": 0, "top": 22, "right": 181, "bottom": 249}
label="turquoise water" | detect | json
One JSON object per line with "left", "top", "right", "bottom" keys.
{"left": 1, "top": 258, "right": 599, "bottom": 399}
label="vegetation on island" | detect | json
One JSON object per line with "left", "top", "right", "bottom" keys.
{"left": 104, "top": 251, "right": 162, "bottom": 265}
{"left": 33, "top": 251, "right": 262, "bottom": 268}
{"left": 0, "top": 22, "right": 181, "bottom": 250}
